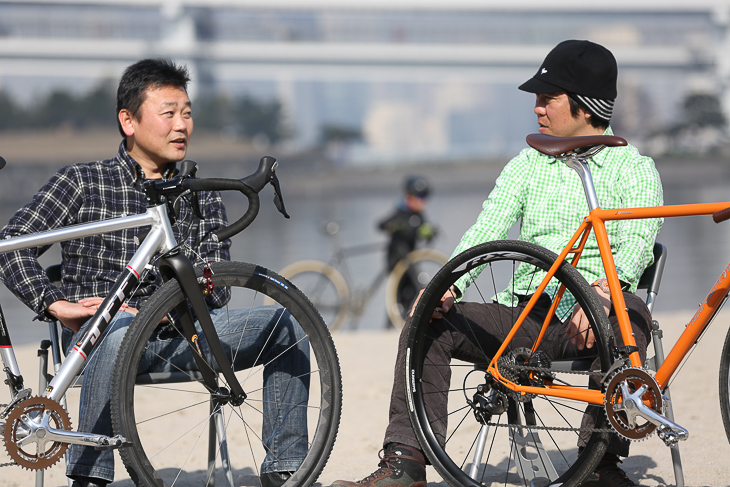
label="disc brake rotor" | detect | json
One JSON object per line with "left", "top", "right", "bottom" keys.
{"left": 604, "top": 367, "right": 662, "bottom": 441}
{"left": 2, "top": 396, "right": 72, "bottom": 470}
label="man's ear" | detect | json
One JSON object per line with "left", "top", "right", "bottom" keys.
{"left": 118, "top": 109, "right": 135, "bottom": 137}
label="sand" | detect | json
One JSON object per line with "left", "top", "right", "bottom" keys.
{"left": 2, "top": 309, "right": 729, "bottom": 487}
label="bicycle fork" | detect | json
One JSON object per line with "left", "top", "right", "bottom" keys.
{"left": 159, "top": 251, "right": 247, "bottom": 406}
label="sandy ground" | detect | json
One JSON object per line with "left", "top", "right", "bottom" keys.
{"left": 2, "top": 309, "right": 730, "bottom": 487}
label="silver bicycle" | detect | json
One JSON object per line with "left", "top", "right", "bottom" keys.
{"left": 0, "top": 156, "right": 342, "bottom": 487}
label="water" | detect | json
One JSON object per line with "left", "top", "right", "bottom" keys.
{"left": 2, "top": 157, "right": 730, "bottom": 346}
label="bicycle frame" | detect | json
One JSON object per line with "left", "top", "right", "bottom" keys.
{"left": 486, "top": 152, "right": 730, "bottom": 408}
{"left": 0, "top": 203, "right": 189, "bottom": 448}
{"left": 324, "top": 228, "right": 390, "bottom": 311}
{"left": 0, "top": 205, "right": 174, "bottom": 398}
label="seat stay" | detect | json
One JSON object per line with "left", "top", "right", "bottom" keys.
{"left": 532, "top": 223, "right": 593, "bottom": 355}
{"left": 487, "top": 223, "right": 612, "bottom": 403}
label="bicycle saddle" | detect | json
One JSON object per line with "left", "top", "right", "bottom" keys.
{"left": 526, "top": 133, "right": 627, "bottom": 157}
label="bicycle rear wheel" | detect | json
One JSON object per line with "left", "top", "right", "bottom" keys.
{"left": 111, "top": 261, "right": 342, "bottom": 487}
{"left": 385, "top": 248, "right": 449, "bottom": 329}
{"left": 406, "top": 240, "right": 613, "bottom": 487}
{"left": 275, "top": 260, "right": 350, "bottom": 332}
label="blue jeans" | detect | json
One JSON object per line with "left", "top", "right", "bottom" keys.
{"left": 63, "top": 305, "right": 310, "bottom": 482}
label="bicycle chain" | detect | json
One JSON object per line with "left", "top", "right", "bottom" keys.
{"left": 504, "top": 363, "right": 603, "bottom": 377}
{"left": 486, "top": 364, "right": 611, "bottom": 434}
{"left": 482, "top": 419, "right": 614, "bottom": 434}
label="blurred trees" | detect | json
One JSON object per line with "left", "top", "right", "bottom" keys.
{"left": 645, "top": 92, "right": 729, "bottom": 156}
{"left": 0, "top": 83, "right": 290, "bottom": 146}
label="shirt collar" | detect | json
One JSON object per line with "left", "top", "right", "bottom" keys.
{"left": 591, "top": 126, "right": 615, "bottom": 168}
{"left": 116, "top": 140, "right": 176, "bottom": 185}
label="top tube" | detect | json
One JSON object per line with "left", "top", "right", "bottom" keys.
{"left": 0, "top": 211, "right": 164, "bottom": 256}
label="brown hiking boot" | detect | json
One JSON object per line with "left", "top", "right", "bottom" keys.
{"left": 581, "top": 453, "right": 638, "bottom": 487}
{"left": 330, "top": 444, "right": 427, "bottom": 487}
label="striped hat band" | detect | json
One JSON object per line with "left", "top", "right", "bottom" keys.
{"left": 574, "top": 94, "right": 615, "bottom": 122}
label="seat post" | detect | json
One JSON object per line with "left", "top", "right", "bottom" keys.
{"left": 563, "top": 155, "right": 600, "bottom": 211}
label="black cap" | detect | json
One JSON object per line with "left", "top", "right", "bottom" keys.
{"left": 519, "top": 40, "right": 618, "bottom": 101}
{"left": 404, "top": 175, "right": 430, "bottom": 198}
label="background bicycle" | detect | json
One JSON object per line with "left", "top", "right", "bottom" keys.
{"left": 272, "top": 221, "right": 449, "bottom": 331}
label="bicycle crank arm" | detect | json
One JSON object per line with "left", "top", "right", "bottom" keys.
{"left": 16, "top": 409, "right": 129, "bottom": 451}
{"left": 613, "top": 382, "right": 689, "bottom": 446}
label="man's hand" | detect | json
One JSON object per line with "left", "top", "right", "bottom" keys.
{"left": 409, "top": 287, "right": 457, "bottom": 320}
{"left": 47, "top": 298, "right": 138, "bottom": 332}
{"left": 566, "top": 282, "right": 611, "bottom": 350}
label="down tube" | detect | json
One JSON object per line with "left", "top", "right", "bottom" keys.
{"left": 593, "top": 201, "right": 730, "bottom": 384}
{"left": 655, "top": 264, "right": 730, "bottom": 387}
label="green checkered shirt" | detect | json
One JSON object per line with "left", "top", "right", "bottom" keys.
{"left": 452, "top": 127, "right": 663, "bottom": 318}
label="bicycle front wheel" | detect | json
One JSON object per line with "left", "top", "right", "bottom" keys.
{"left": 719, "top": 325, "right": 730, "bottom": 444}
{"left": 385, "top": 248, "right": 449, "bottom": 329}
{"left": 111, "top": 261, "right": 342, "bottom": 487}
{"left": 275, "top": 260, "right": 350, "bottom": 332}
{"left": 406, "top": 240, "right": 613, "bottom": 487}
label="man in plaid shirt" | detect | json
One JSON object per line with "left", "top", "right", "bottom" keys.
{"left": 331, "top": 41, "right": 662, "bottom": 487}
{"left": 0, "top": 59, "right": 309, "bottom": 487}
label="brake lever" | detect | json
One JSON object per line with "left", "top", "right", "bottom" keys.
{"left": 269, "top": 173, "right": 290, "bottom": 219}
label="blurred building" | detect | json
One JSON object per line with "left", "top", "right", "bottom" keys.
{"left": 0, "top": 0, "right": 728, "bottom": 163}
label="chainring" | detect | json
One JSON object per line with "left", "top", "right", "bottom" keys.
{"left": 2, "top": 396, "right": 72, "bottom": 470}
{"left": 604, "top": 367, "right": 662, "bottom": 441}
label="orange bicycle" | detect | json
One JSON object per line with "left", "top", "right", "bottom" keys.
{"left": 405, "top": 133, "right": 728, "bottom": 487}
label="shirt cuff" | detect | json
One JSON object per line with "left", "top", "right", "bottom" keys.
{"left": 38, "top": 287, "right": 67, "bottom": 322}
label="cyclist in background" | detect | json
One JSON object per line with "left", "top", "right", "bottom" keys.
{"left": 377, "top": 176, "right": 436, "bottom": 324}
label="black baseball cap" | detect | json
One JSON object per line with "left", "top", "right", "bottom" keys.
{"left": 519, "top": 40, "right": 618, "bottom": 121}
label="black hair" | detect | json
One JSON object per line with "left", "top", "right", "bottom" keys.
{"left": 568, "top": 95, "right": 609, "bottom": 130}
{"left": 116, "top": 58, "right": 191, "bottom": 137}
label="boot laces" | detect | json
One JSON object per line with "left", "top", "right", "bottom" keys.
{"left": 357, "top": 449, "right": 402, "bottom": 483}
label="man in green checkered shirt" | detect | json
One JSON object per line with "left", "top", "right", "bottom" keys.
{"left": 331, "top": 40, "right": 661, "bottom": 487}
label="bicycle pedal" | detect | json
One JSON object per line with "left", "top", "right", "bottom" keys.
{"left": 93, "top": 435, "right": 130, "bottom": 450}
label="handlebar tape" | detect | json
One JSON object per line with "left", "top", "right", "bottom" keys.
{"left": 180, "top": 156, "right": 278, "bottom": 241}
{"left": 183, "top": 178, "right": 260, "bottom": 242}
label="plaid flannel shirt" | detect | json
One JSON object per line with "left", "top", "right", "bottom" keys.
{"left": 452, "top": 127, "right": 664, "bottom": 318}
{"left": 0, "top": 141, "right": 231, "bottom": 320}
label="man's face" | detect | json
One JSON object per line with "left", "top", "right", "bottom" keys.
{"left": 124, "top": 85, "right": 193, "bottom": 168}
{"left": 405, "top": 194, "right": 427, "bottom": 213}
{"left": 533, "top": 92, "right": 595, "bottom": 137}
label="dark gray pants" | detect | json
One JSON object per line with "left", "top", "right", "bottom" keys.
{"left": 383, "top": 292, "right": 651, "bottom": 457}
